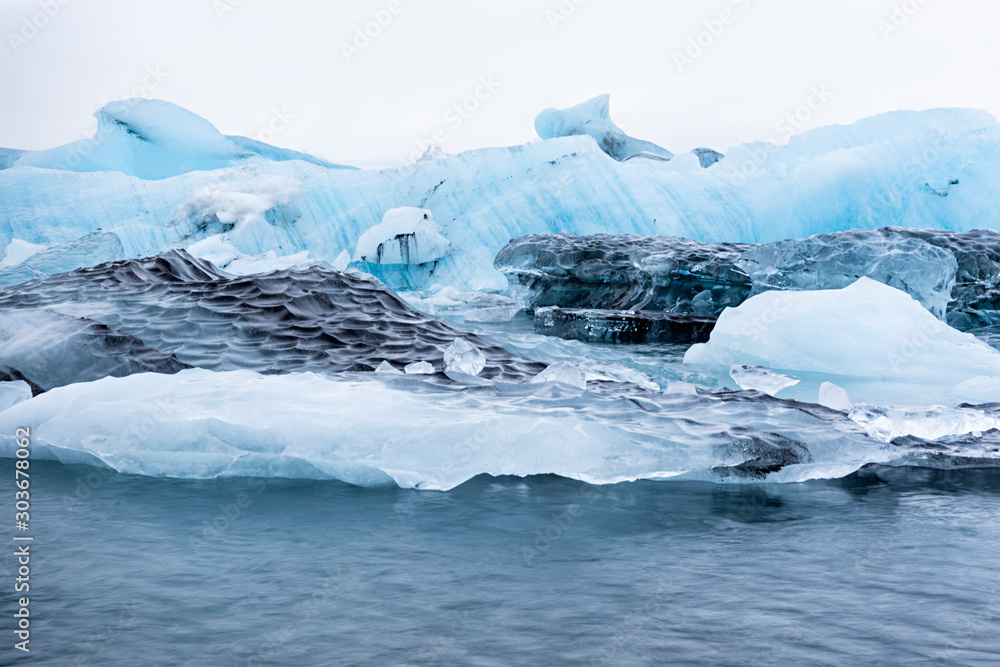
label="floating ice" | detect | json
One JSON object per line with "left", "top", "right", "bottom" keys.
{"left": 535, "top": 95, "right": 673, "bottom": 162}
{"left": 404, "top": 361, "right": 434, "bottom": 375}
{"left": 819, "top": 382, "right": 852, "bottom": 412}
{"left": 530, "top": 362, "right": 587, "bottom": 390}
{"left": 729, "top": 365, "right": 801, "bottom": 397}
{"left": 849, "top": 404, "right": 1000, "bottom": 443}
{"left": 0, "top": 382, "right": 32, "bottom": 412}
{"left": 443, "top": 338, "right": 486, "bottom": 376}
{"left": 400, "top": 286, "right": 520, "bottom": 323}
{"left": 686, "top": 279, "right": 1000, "bottom": 386}
{"left": 375, "top": 361, "right": 403, "bottom": 374}
{"left": 353, "top": 207, "right": 451, "bottom": 266}
{"left": 0, "top": 368, "right": 888, "bottom": 489}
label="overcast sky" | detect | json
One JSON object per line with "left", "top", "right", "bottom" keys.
{"left": 2, "top": 0, "right": 998, "bottom": 165}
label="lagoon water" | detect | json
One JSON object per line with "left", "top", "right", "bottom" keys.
{"left": 6, "top": 461, "right": 1000, "bottom": 666}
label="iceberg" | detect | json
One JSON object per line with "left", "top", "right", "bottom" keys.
{"left": 495, "top": 233, "right": 752, "bottom": 315}
{"left": 0, "top": 232, "right": 124, "bottom": 286}
{"left": 0, "top": 251, "right": 544, "bottom": 387}
{"left": 353, "top": 207, "right": 451, "bottom": 265}
{"left": 0, "top": 239, "right": 46, "bottom": 268}
{"left": 685, "top": 278, "right": 1000, "bottom": 388}
{"left": 533, "top": 306, "right": 716, "bottom": 344}
{"left": 738, "top": 228, "right": 958, "bottom": 319}
{"left": 13, "top": 99, "right": 350, "bottom": 179}
{"left": 534, "top": 94, "right": 674, "bottom": 162}
{"left": 2, "top": 102, "right": 1000, "bottom": 294}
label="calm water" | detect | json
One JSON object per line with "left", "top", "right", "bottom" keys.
{"left": 3, "top": 462, "right": 1000, "bottom": 666}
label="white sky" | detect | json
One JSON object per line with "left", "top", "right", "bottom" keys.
{"left": 2, "top": 0, "right": 998, "bottom": 165}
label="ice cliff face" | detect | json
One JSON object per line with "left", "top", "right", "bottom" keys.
{"left": 1, "top": 100, "right": 999, "bottom": 297}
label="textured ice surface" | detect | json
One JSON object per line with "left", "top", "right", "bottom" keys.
{"left": 729, "top": 365, "right": 801, "bottom": 397}
{"left": 13, "top": 99, "right": 349, "bottom": 179}
{"left": 496, "top": 233, "right": 752, "bottom": 315}
{"left": 530, "top": 362, "right": 587, "bottom": 389}
{"left": 0, "top": 308, "right": 188, "bottom": 391}
{"left": 0, "top": 251, "right": 544, "bottom": 386}
{"left": 0, "top": 381, "right": 31, "bottom": 412}
{"left": 533, "top": 306, "right": 716, "bottom": 344}
{"left": 534, "top": 95, "right": 673, "bottom": 162}
{"left": 353, "top": 207, "right": 451, "bottom": 265}
{"left": 849, "top": 404, "right": 1000, "bottom": 443}
{"left": 3, "top": 106, "right": 1000, "bottom": 292}
{"left": 4, "top": 367, "right": 999, "bottom": 488}
{"left": 686, "top": 278, "right": 1000, "bottom": 392}
{"left": 819, "top": 382, "right": 852, "bottom": 412}
{"left": 443, "top": 338, "right": 486, "bottom": 376}
{"left": 738, "top": 228, "right": 958, "bottom": 319}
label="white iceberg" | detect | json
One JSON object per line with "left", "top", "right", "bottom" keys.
{"left": 530, "top": 362, "right": 587, "bottom": 390}
{"left": 685, "top": 278, "right": 1000, "bottom": 386}
{"left": 353, "top": 207, "right": 451, "bottom": 265}
{"left": 443, "top": 338, "right": 486, "bottom": 376}
{"left": 819, "top": 382, "right": 852, "bottom": 412}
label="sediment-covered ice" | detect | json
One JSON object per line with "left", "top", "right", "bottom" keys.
{"left": 685, "top": 278, "right": 1000, "bottom": 389}
{"left": 533, "top": 306, "right": 716, "bottom": 344}
{"left": 496, "top": 233, "right": 752, "bottom": 315}
{"left": 353, "top": 207, "right": 451, "bottom": 265}
{"left": 0, "top": 251, "right": 544, "bottom": 387}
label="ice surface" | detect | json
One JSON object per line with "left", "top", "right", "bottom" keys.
{"left": 819, "top": 382, "right": 852, "bottom": 412}
{"left": 686, "top": 278, "right": 1000, "bottom": 389}
{"left": 0, "top": 251, "right": 544, "bottom": 386}
{"left": 496, "top": 234, "right": 752, "bottom": 315}
{"left": 186, "top": 234, "right": 316, "bottom": 275}
{"left": 400, "top": 287, "right": 520, "bottom": 323}
{"left": 375, "top": 361, "right": 403, "bottom": 374}
{"left": 353, "top": 207, "right": 451, "bottom": 265}
{"left": 0, "top": 239, "right": 46, "bottom": 269}
{"left": 443, "top": 338, "right": 486, "bottom": 376}
{"left": 0, "top": 381, "right": 32, "bottom": 412}
{"left": 738, "top": 228, "right": 958, "bottom": 319}
{"left": 404, "top": 361, "right": 435, "bottom": 375}
{"left": 530, "top": 362, "right": 587, "bottom": 389}
{"left": 0, "top": 308, "right": 188, "bottom": 391}
{"left": 533, "top": 306, "right": 716, "bottom": 344}
{"left": 950, "top": 376, "right": 1000, "bottom": 403}
{"left": 729, "top": 365, "right": 801, "bottom": 397}
{"left": 0, "top": 232, "right": 124, "bottom": 286}
{"left": 534, "top": 95, "right": 674, "bottom": 162}
{"left": 13, "top": 99, "right": 347, "bottom": 179}
{"left": 849, "top": 404, "right": 1000, "bottom": 443}
{"left": 3, "top": 105, "right": 1000, "bottom": 293}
